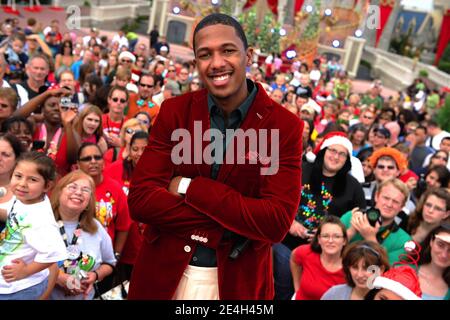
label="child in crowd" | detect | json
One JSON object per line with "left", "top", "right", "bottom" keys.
{"left": 0, "top": 151, "right": 67, "bottom": 299}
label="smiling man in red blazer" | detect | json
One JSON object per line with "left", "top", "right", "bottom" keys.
{"left": 127, "top": 13, "right": 304, "bottom": 300}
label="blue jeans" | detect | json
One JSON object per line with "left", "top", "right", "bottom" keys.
{"left": 0, "top": 278, "right": 48, "bottom": 300}
{"left": 272, "top": 243, "right": 294, "bottom": 300}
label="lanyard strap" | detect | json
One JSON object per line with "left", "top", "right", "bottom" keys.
{"left": 58, "top": 220, "right": 81, "bottom": 247}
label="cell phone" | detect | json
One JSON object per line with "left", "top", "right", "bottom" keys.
{"left": 32, "top": 140, "right": 45, "bottom": 151}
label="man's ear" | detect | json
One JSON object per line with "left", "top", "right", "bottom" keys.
{"left": 246, "top": 47, "right": 254, "bottom": 66}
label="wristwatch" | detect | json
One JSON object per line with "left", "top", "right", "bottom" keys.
{"left": 114, "top": 252, "right": 121, "bottom": 260}
{"left": 177, "top": 177, "right": 192, "bottom": 195}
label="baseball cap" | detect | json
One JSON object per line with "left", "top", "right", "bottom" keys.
{"left": 373, "top": 126, "right": 391, "bottom": 139}
{"left": 300, "top": 104, "right": 315, "bottom": 115}
{"left": 164, "top": 80, "right": 181, "bottom": 96}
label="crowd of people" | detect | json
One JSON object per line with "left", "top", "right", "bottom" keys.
{"left": 0, "top": 12, "right": 448, "bottom": 300}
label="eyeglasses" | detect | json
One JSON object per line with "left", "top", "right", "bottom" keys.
{"left": 168, "top": 69, "right": 176, "bottom": 73}
{"left": 326, "top": 147, "right": 347, "bottom": 159}
{"left": 111, "top": 97, "right": 127, "bottom": 103}
{"left": 0, "top": 103, "right": 11, "bottom": 109}
{"left": 374, "top": 133, "right": 388, "bottom": 139}
{"left": 320, "top": 234, "right": 344, "bottom": 241}
{"left": 192, "top": 82, "right": 200, "bottom": 85}
{"left": 66, "top": 183, "right": 92, "bottom": 195}
{"left": 121, "top": 59, "right": 132, "bottom": 63}
{"left": 79, "top": 155, "right": 103, "bottom": 162}
{"left": 424, "top": 202, "right": 446, "bottom": 214}
{"left": 140, "top": 83, "right": 154, "bottom": 88}
{"left": 376, "top": 164, "right": 396, "bottom": 170}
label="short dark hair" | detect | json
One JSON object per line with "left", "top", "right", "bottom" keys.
{"left": 77, "top": 142, "right": 102, "bottom": 160}
{"left": 17, "top": 151, "right": 56, "bottom": 184}
{"left": 192, "top": 13, "right": 248, "bottom": 54}
{"left": 0, "top": 133, "right": 22, "bottom": 160}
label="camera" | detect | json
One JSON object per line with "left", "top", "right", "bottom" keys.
{"left": 60, "top": 96, "right": 72, "bottom": 108}
{"left": 363, "top": 207, "right": 382, "bottom": 227}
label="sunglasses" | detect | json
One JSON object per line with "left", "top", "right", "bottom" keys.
{"left": 111, "top": 97, "right": 127, "bottom": 103}
{"left": 168, "top": 69, "right": 176, "bottom": 72}
{"left": 79, "top": 155, "right": 103, "bottom": 162}
{"left": 140, "top": 83, "right": 154, "bottom": 88}
{"left": 0, "top": 103, "right": 11, "bottom": 109}
{"left": 121, "top": 59, "right": 132, "bottom": 63}
{"left": 376, "top": 164, "right": 396, "bottom": 170}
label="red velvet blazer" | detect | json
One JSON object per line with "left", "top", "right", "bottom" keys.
{"left": 128, "top": 83, "right": 303, "bottom": 299}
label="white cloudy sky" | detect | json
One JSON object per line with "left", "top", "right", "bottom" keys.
{"left": 401, "top": 0, "right": 434, "bottom": 11}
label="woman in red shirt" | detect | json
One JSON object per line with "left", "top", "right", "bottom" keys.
{"left": 291, "top": 216, "right": 347, "bottom": 300}
{"left": 55, "top": 104, "right": 108, "bottom": 176}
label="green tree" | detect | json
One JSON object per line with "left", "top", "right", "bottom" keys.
{"left": 438, "top": 42, "right": 450, "bottom": 74}
{"left": 437, "top": 94, "right": 450, "bottom": 132}
{"left": 257, "top": 14, "right": 280, "bottom": 54}
{"left": 238, "top": 7, "right": 258, "bottom": 47}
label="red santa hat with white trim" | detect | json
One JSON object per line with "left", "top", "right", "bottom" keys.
{"left": 306, "top": 131, "right": 352, "bottom": 163}
{"left": 372, "top": 266, "right": 422, "bottom": 300}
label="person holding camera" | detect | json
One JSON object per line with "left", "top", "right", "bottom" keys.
{"left": 341, "top": 178, "right": 413, "bottom": 265}
{"left": 13, "top": 84, "right": 78, "bottom": 177}
{"left": 363, "top": 147, "right": 416, "bottom": 230}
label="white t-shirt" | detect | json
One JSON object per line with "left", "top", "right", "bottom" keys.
{"left": 0, "top": 196, "right": 67, "bottom": 294}
{"left": 426, "top": 131, "right": 450, "bottom": 151}
{"left": 50, "top": 219, "right": 116, "bottom": 300}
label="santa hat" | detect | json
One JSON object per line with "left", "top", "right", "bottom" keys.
{"left": 373, "top": 266, "right": 422, "bottom": 300}
{"left": 118, "top": 51, "right": 136, "bottom": 64}
{"left": 307, "top": 131, "right": 352, "bottom": 163}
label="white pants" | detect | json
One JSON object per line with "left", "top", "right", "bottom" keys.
{"left": 172, "top": 265, "right": 219, "bottom": 300}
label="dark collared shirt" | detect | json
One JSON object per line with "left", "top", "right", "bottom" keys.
{"left": 189, "top": 79, "right": 258, "bottom": 267}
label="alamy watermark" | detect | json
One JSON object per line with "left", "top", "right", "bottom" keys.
{"left": 66, "top": 5, "right": 81, "bottom": 31}
{"left": 170, "top": 121, "right": 279, "bottom": 176}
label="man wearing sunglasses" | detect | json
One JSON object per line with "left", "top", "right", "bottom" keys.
{"left": 102, "top": 86, "right": 129, "bottom": 148}
{"left": 126, "top": 73, "right": 160, "bottom": 126}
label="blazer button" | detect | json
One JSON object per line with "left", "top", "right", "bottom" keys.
{"left": 184, "top": 245, "right": 191, "bottom": 253}
{"left": 203, "top": 238, "right": 208, "bottom": 243}
{"left": 191, "top": 235, "right": 197, "bottom": 241}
